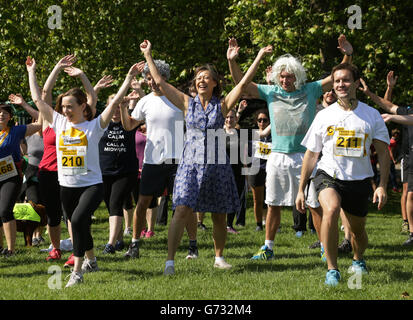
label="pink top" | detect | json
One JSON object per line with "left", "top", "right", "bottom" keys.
{"left": 135, "top": 130, "right": 146, "bottom": 178}
{"left": 39, "top": 126, "right": 58, "bottom": 172}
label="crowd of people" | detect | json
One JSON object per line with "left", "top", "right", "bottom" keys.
{"left": 0, "top": 34, "right": 408, "bottom": 288}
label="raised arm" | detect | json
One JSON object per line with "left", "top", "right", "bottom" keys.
{"left": 227, "top": 38, "right": 260, "bottom": 98}
{"left": 26, "top": 57, "right": 54, "bottom": 124}
{"left": 321, "top": 34, "right": 353, "bottom": 92}
{"left": 100, "top": 63, "right": 140, "bottom": 129}
{"left": 42, "top": 54, "right": 76, "bottom": 106}
{"left": 359, "top": 78, "right": 399, "bottom": 114}
{"left": 235, "top": 100, "right": 247, "bottom": 122}
{"left": 223, "top": 45, "right": 273, "bottom": 116}
{"left": 64, "top": 66, "right": 97, "bottom": 117}
{"left": 130, "top": 77, "right": 146, "bottom": 100}
{"left": 140, "top": 40, "right": 189, "bottom": 113}
{"left": 94, "top": 75, "right": 113, "bottom": 96}
{"left": 384, "top": 71, "right": 398, "bottom": 101}
{"left": 8, "top": 94, "right": 39, "bottom": 120}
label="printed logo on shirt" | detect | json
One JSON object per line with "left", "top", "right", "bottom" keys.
{"left": 58, "top": 127, "right": 88, "bottom": 175}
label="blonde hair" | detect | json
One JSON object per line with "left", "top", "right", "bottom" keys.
{"left": 270, "top": 54, "right": 307, "bottom": 90}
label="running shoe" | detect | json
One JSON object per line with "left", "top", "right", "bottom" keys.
{"left": 295, "top": 231, "right": 304, "bottom": 238}
{"left": 115, "top": 240, "right": 125, "bottom": 251}
{"left": 123, "top": 227, "right": 132, "bottom": 236}
{"left": 81, "top": 257, "right": 99, "bottom": 273}
{"left": 145, "top": 230, "right": 155, "bottom": 238}
{"left": 186, "top": 246, "right": 199, "bottom": 260}
{"left": 2, "top": 249, "right": 15, "bottom": 258}
{"left": 402, "top": 235, "right": 413, "bottom": 246}
{"left": 325, "top": 269, "right": 341, "bottom": 286}
{"left": 214, "top": 259, "right": 232, "bottom": 270}
{"left": 64, "top": 253, "right": 75, "bottom": 268}
{"left": 124, "top": 241, "right": 139, "bottom": 259}
{"left": 309, "top": 240, "right": 321, "bottom": 249}
{"left": 349, "top": 259, "right": 368, "bottom": 274}
{"left": 251, "top": 245, "right": 274, "bottom": 260}
{"left": 401, "top": 221, "right": 409, "bottom": 234}
{"left": 102, "top": 243, "right": 115, "bottom": 254}
{"left": 227, "top": 226, "right": 239, "bottom": 234}
{"left": 65, "top": 271, "right": 83, "bottom": 288}
{"left": 198, "top": 222, "right": 207, "bottom": 230}
{"left": 338, "top": 239, "right": 352, "bottom": 253}
{"left": 46, "top": 248, "right": 62, "bottom": 261}
{"left": 140, "top": 229, "right": 147, "bottom": 238}
{"left": 164, "top": 265, "right": 175, "bottom": 275}
{"left": 255, "top": 226, "right": 263, "bottom": 232}
{"left": 320, "top": 243, "right": 327, "bottom": 262}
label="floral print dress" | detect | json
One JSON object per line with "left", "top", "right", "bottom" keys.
{"left": 172, "top": 95, "right": 240, "bottom": 214}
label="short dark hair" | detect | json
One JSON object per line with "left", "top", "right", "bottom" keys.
{"left": 331, "top": 63, "right": 360, "bottom": 82}
{"left": 191, "top": 64, "right": 222, "bottom": 98}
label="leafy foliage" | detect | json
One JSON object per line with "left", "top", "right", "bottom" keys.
{"left": 1, "top": 0, "right": 412, "bottom": 112}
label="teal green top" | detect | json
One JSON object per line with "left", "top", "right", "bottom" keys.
{"left": 257, "top": 80, "right": 323, "bottom": 153}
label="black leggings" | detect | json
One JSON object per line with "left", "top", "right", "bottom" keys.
{"left": 103, "top": 173, "right": 137, "bottom": 217}
{"left": 38, "top": 170, "right": 63, "bottom": 227}
{"left": 61, "top": 184, "right": 103, "bottom": 257}
{"left": 0, "top": 175, "right": 22, "bottom": 224}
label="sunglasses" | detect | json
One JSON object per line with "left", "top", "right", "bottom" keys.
{"left": 257, "top": 118, "right": 269, "bottom": 123}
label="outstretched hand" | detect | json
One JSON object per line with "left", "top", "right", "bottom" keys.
{"left": 58, "top": 54, "right": 77, "bottom": 69}
{"left": 358, "top": 78, "right": 370, "bottom": 94}
{"left": 227, "top": 37, "right": 240, "bottom": 61}
{"left": 95, "top": 75, "right": 113, "bottom": 90}
{"left": 26, "top": 56, "right": 36, "bottom": 72}
{"left": 259, "top": 45, "right": 273, "bottom": 57}
{"left": 8, "top": 94, "right": 26, "bottom": 105}
{"left": 337, "top": 34, "right": 353, "bottom": 56}
{"left": 140, "top": 40, "right": 152, "bottom": 54}
{"left": 64, "top": 66, "right": 83, "bottom": 77}
{"left": 128, "top": 63, "right": 141, "bottom": 78}
{"left": 386, "top": 71, "right": 398, "bottom": 88}
{"left": 238, "top": 100, "right": 248, "bottom": 113}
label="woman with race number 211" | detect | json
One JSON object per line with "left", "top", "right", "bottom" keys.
{"left": 26, "top": 56, "right": 140, "bottom": 288}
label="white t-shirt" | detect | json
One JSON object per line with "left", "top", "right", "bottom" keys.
{"left": 301, "top": 101, "right": 390, "bottom": 180}
{"left": 52, "top": 111, "right": 107, "bottom": 187}
{"left": 131, "top": 93, "right": 184, "bottom": 164}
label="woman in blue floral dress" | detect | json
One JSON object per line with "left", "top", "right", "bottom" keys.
{"left": 140, "top": 39, "right": 272, "bottom": 275}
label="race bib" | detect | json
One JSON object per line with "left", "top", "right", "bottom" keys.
{"left": 333, "top": 129, "right": 364, "bottom": 157}
{"left": 58, "top": 127, "right": 88, "bottom": 175}
{"left": 0, "top": 155, "right": 18, "bottom": 181}
{"left": 253, "top": 141, "right": 272, "bottom": 160}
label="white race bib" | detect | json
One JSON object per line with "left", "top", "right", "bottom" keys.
{"left": 0, "top": 155, "right": 18, "bottom": 181}
{"left": 333, "top": 129, "right": 365, "bottom": 157}
{"left": 253, "top": 141, "right": 272, "bottom": 160}
{"left": 58, "top": 127, "right": 88, "bottom": 176}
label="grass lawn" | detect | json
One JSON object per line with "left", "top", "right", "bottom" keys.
{"left": 0, "top": 189, "right": 412, "bottom": 301}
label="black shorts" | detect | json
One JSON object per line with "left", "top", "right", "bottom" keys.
{"left": 139, "top": 163, "right": 178, "bottom": 198}
{"left": 313, "top": 169, "right": 372, "bottom": 218}
{"left": 247, "top": 168, "right": 266, "bottom": 188}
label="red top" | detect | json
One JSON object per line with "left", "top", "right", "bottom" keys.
{"left": 39, "top": 126, "right": 57, "bottom": 172}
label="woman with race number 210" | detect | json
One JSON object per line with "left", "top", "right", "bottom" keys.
{"left": 0, "top": 103, "right": 41, "bottom": 257}
{"left": 26, "top": 56, "right": 140, "bottom": 288}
